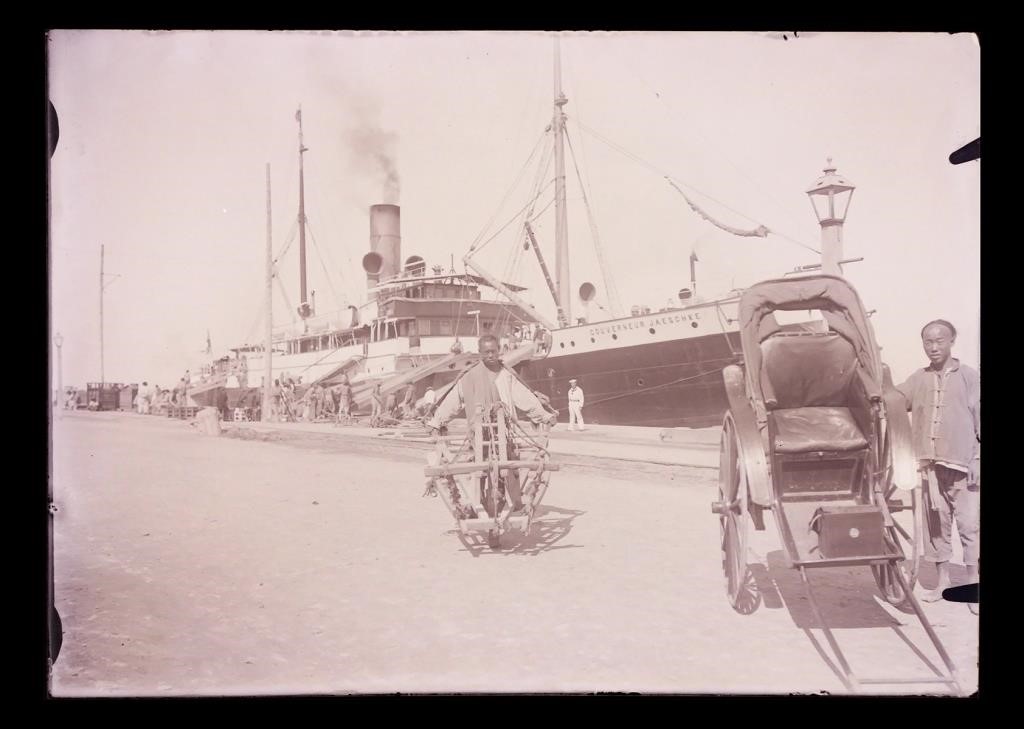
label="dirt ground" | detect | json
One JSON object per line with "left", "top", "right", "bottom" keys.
{"left": 49, "top": 411, "right": 978, "bottom": 696}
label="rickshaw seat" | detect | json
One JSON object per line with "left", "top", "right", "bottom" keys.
{"left": 760, "top": 333, "right": 859, "bottom": 409}
{"left": 772, "top": 406, "right": 868, "bottom": 453}
{"left": 760, "top": 334, "right": 869, "bottom": 454}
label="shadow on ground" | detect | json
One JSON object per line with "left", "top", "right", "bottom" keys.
{"left": 445, "top": 504, "right": 586, "bottom": 558}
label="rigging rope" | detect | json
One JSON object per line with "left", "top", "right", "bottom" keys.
{"left": 467, "top": 131, "right": 548, "bottom": 254}
{"left": 306, "top": 155, "right": 356, "bottom": 286}
{"left": 574, "top": 120, "right": 821, "bottom": 255}
{"left": 503, "top": 131, "right": 559, "bottom": 331}
{"left": 565, "top": 128, "right": 623, "bottom": 317}
{"left": 619, "top": 58, "right": 801, "bottom": 221}
{"left": 468, "top": 180, "right": 555, "bottom": 256}
{"left": 240, "top": 299, "right": 266, "bottom": 347}
{"left": 274, "top": 219, "right": 299, "bottom": 265}
{"left": 527, "top": 195, "right": 556, "bottom": 223}
{"left": 666, "top": 178, "right": 771, "bottom": 238}
{"left": 306, "top": 221, "right": 345, "bottom": 311}
{"left": 274, "top": 273, "right": 298, "bottom": 326}
{"left": 583, "top": 366, "right": 729, "bottom": 409}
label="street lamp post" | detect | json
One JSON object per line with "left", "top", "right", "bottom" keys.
{"left": 54, "top": 332, "right": 63, "bottom": 409}
{"left": 806, "top": 158, "right": 856, "bottom": 276}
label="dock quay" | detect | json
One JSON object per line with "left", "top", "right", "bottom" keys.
{"left": 214, "top": 416, "right": 722, "bottom": 471}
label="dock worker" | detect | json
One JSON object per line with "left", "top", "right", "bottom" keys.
{"left": 337, "top": 382, "right": 353, "bottom": 423}
{"left": 322, "top": 384, "right": 337, "bottom": 418}
{"left": 399, "top": 383, "right": 416, "bottom": 419}
{"left": 371, "top": 383, "right": 385, "bottom": 427}
{"left": 301, "top": 387, "right": 314, "bottom": 422}
{"left": 270, "top": 379, "right": 282, "bottom": 422}
{"left": 426, "top": 334, "right": 557, "bottom": 510}
{"left": 312, "top": 384, "right": 325, "bottom": 421}
{"left": 567, "top": 378, "right": 585, "bottom": 431}
{"left": 534, "top": 326, "right": 552, "bottom": 355}
{"left": 216, "top": 388, "right": 230, "bottom": 421}
{"left": 137, "top": 382, "right": 150, "bottom": 414}
{"left": 896, "top": 319, "right": 980, "bottom": 612}
{"left": 421, "top": 385, "right": 437, "bottom": 417}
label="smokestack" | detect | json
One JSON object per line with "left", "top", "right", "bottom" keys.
{"left": 366, "top": 204, "right": 401, "bottom": 292}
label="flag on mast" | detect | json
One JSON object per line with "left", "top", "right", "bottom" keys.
{"left": 206, "top": 330, "right": 212, "bottom": 355}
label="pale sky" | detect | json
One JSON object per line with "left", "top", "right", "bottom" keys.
{"left": 48, "top": 31, "right": 980, "bottom": 391}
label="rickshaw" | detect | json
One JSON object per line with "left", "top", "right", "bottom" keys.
{"left": 424, "top": 402, "right": 559, "bottom": 550}
{"left": 711, "top": 274, "right": 962, "bottom": 694}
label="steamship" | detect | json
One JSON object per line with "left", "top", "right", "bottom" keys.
{"left": 192, "top": 195, "right": 741, "bottom": 427}
{"left": 193, "top": 53, "right": 754, "bottom": 426}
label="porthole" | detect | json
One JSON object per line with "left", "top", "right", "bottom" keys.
{"left": 648, "top": 328, "right": 656, "bottom": 334}
{"left": 612, "top": 334, "right": 618, "bottom": 340}
{"left": 570, "top": 341, "right": 576, "bottom": 347}
{"left": 560, "top": 342, "right": 565, "bottom": 349}
{"left": 590, "top": 337, "right": 595, "bottom": 343}
{"left": 691, "top": 321, "right": 698, "bottom": 328}
{"left": 637, "top": 378, "right": 645, "bottom": 386}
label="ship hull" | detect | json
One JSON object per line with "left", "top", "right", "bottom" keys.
{"left": 517, "top": 301, "right": 742, "bottom": 428}
{"left": 518, "top": 331, "right": 741, "bottom": 428}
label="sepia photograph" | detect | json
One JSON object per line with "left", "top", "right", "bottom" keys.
{"left": 47, "top": 30, "right": 980, "bottom": 696}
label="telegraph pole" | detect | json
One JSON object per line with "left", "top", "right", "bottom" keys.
{"left": 264, "top": 164, "right": 274, "bottom": 422}
{"left": 99, "top": 245, "right": 104, "bottom": 383}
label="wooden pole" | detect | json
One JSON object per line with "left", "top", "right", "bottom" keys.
{"left": 100, "top": 244, "right": 104, "bottom": 384}
{"left": 264, "top": 164, "right": 274, "bottom": 421}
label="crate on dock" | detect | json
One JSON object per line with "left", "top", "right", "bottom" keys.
{"left": 86, "top": 382, "right": 124, "bottom": 412}
{"left": 167, "top": 405, "right": 198, "bottom": 419}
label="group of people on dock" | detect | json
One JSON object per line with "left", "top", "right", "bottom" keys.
{"left": 266, "top": 376, "right": 355, "bottom": 425}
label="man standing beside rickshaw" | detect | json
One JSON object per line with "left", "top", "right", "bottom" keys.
{"left": 897, "top": 320, "right": 980, "bottom": 612}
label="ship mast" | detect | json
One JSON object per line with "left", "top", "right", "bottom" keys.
{"left": 553, "top": 36, "right": 571, "bottom": 324}
{"left": 296, "top": 106, "right": 312, "bottom": 325}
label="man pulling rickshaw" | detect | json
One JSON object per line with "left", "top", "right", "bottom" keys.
{"left": 423, "top": 334, "right": 559, "bottom": 548}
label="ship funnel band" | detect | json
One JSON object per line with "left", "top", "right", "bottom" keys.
{"left": 578, "top": 282, "right": 597, "bottom": 303}
{"left": 363, "top": 251, "right": 384, "bottom": 275}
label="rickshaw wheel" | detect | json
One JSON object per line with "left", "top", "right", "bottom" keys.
{"left": 871, "top": 484, "right": 924, "bottom": 611}
{"left": 719, "top": 415, "right": 754, "bottom": 612}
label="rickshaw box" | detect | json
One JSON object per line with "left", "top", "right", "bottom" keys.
{"left": 809, "top": 505, "right": 884, "bottom": 558}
